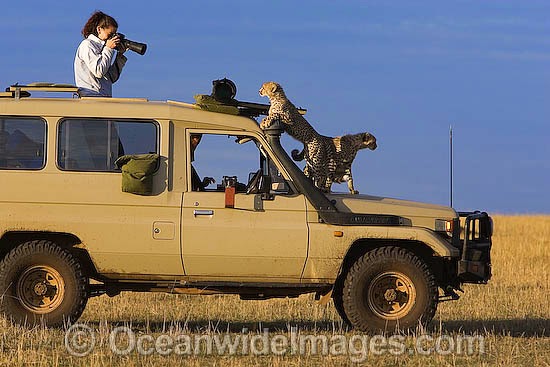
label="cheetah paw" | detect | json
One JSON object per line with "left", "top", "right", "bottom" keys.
{"left": 260, "top": 118, "right": 271, "bottom": 129}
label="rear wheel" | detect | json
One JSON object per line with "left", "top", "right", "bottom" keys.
{"left": 343, "top": 246, "right": 437, "bottom": 333}
{"left": 0, "top": 240, "right": 88, "bottom": 327}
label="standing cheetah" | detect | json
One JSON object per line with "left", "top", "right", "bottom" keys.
{"left": 292, "top": 132, "right": 377, "bottom": 194}
{"left": 259, "top": 81, "right": 335, "bottom": 191}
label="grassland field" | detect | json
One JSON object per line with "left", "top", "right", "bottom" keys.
{"left": 0, "top": 215, "right": 548, "bottom": 366}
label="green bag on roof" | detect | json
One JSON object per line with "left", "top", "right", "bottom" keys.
{"left": 114, "top": 154, "right": 160, "bottom": 195}
{"left": 193, "top": 94, "right": 240, "bottom": 115}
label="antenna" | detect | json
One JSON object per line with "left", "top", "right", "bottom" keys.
{"left": 450, "top": 125, "right": 453, "bottom": 207}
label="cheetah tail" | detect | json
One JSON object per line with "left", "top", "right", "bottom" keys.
{"left": 291, "top": 148, "right": 305, "bottom": 161}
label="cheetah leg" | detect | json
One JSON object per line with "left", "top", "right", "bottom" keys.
{"left": 324, "top": 177, "right": 333, "bottom": 193}
{"left": 260, "top": 113, "right": 281, "bottom": 129}
{"left": 314, "top": 175, "right": 329, "bottom": 192}
{"left": 306, "top": 140, "right": 330, "bottom": 192}
{"left": 325, "top": 157, "right": 337, "bottom": 192}
{"left": 313, "top": 169, "right": 331, "bottom": 192}
{"left": 346, "top": 171, "right": 359, "bottom": 194}
{"left": 303, "top": 164, "right": 312, "bottom": 178}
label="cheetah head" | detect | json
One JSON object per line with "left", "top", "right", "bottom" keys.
{"left": 360, "top": 132, "right": 377, "bottom": 150}
{"left": 259, "top": 81, "right": 286, "bottom": 100}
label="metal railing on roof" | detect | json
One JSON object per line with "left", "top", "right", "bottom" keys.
{"left": 1, "top": 82, "right": 307, "bottom": 118}
{"left": 1, "top": 83, "right": 79, "bottom": 99}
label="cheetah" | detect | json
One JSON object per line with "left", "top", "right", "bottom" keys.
{"left": 292, "top": 132, "right": 377, "bottom": 194}
{"left": 259, "top": 81, "right": 377, "bottom": 193}
{"left": 259, "top": 81, "right": 333, "bottom": 190}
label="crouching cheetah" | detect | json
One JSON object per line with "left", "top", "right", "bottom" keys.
{"left": 292, "top": 132, "right": 377, "bottom": 194}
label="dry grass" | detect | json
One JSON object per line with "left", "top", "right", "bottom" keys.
{"left": 1, "top": 216, "right": 549, "bottom": 366}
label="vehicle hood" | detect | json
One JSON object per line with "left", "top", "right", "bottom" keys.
{"left": 326, "top": 193, "right": 457, "bottom": 229}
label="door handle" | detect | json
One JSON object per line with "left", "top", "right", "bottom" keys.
{"left": 193, "top": 209, "right": 214, "bottom": 216}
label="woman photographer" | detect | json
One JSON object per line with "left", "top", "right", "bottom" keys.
{"left": 74, "top": 11, "right": 127, "bottom": 97}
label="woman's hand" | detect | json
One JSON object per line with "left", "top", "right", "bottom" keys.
{"left": 105, "top": 34, "right": 121, "bottom": 49}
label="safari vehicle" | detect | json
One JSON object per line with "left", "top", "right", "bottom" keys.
{"left": 0, "top": 82, "right": 492, "bottom": 332}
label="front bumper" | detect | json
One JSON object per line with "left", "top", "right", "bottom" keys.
{"left": 456, "top": 211, "right": 493, "bottom": 283}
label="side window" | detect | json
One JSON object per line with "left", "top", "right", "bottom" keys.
{"left": 57, "top": 119, "right": 158, "bottom": 171}
{"left": 0, "top": 117, "right": 46, "bottom": 170}
{"left": 189, "top": 133, "right": 290, "bottom": 194}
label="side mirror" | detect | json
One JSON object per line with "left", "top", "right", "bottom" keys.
{"left": 253, "top": 175, "right": 274, "bottom": 212}
{"left": 246, "top": 171, "right": 272, "bottom": 196}
{"left": 258, "top": 175, "right": 272, "bottom": 195}
{"left": 271, "top": 181, "right": 289, "bottom": 193}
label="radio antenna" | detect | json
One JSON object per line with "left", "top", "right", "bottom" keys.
{"left": 450, "top": 125, "right": 453, "bottom": 208}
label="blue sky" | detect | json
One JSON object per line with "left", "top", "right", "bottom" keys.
{"left": 1, "top": 1, "right": 548, "bottom": 214}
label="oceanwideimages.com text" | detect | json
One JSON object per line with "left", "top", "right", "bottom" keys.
{"left": 65, "top": 324, "right": 485, "bottom": 362}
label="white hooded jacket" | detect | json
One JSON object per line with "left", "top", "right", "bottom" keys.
{"left": 74, "top": 34, "right": 127, "bottom": 97}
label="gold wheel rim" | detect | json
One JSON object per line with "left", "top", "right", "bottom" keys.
{"left": 367, "top": 271, "right": 416, "bottom": 320}
{"left": 16, "top": 265, "right": 65, "bottom": 314}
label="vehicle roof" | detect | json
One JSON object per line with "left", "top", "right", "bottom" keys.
{"left": 0, "top": 96, "right": 262, "bottom": 132}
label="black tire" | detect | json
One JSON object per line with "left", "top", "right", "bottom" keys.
{"left": 0, "top": 240, "right": 88, "bottom": 327}
{"left": 332, "top": 276, "right": 351, "bottom": 327}
{"left": 343, "top": 246, "right": 437, "bottom": 333}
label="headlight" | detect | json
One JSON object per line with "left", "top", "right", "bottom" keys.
{"left": 435, "top": 219, "right": 454, "bottom": 237}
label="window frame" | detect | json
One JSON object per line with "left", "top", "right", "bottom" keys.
{"left": 0, "top": 115, "right": 47, "bottom": 171}
{"left": 56, "top": 117, "right": 160, "bottom": 173}
{"left": 185, "top": 129, "right": 294, "bottom": 195}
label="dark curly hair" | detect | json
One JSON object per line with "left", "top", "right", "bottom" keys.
{"left": 81, "top": 11, "right": 118, "bottom": 38}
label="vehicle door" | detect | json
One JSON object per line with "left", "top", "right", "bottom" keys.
{"left": 181, "top": 131, "right": 308, "bottom": 281}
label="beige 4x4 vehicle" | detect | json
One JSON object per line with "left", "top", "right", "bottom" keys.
{"left": 0, "top": 83, "right": 492, "bottom": 332}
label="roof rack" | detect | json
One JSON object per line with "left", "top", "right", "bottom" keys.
{"left": 194, "top": 78, "right": 307, "bottom": 117}
{"left": 235, "top": 101, "right": 273, "bottom": 117}
{"left": 1, "top": 83, "right": 78, "bottom": 99}
{"left": 0, "top": 81, "right": 307, "bottom": 118}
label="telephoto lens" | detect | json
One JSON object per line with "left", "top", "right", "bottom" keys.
{"left": 117, "top": 33, "right": 147, "bottom": 55}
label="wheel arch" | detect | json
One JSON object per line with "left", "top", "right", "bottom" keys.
{"left": 334, "top": 238, "right": 449, "bottom": 295}
{"left": 0, "top": 231, "right": 99, "bottom": 278}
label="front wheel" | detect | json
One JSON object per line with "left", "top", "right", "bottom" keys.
{"left": 0, "top": 240, "right": 88, "bottom": 327}
{"left": 343, "top": 246, "right": 437, "bottom": 333}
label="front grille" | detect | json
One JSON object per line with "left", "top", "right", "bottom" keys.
{"left": 457, "top": 211, "right": 492, "bottom": 283}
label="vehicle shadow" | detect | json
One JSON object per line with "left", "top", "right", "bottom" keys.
{"left": 85, "top": 318, "right": 549, "bottom": 337}
{"left": 86, "top": 319, "right": 350, "bottom": 333}
{"left": 431, "top": 318, "right": 549, "bottom": 337}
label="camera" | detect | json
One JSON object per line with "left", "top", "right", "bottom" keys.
{"left": 212, "top": 78, "right": 237, "bottom": 103}
{"left": 222, "top": 176, "right": 238, "bottom": 189}
{"left": 114, "top": 33, "right": 147, "bottom": 55}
